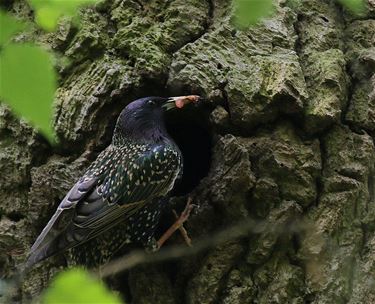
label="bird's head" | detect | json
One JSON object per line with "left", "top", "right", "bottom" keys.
{"left": 114, "top": 95, "right": 200, "bottom": 144}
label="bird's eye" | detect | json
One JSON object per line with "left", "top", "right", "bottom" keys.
{"left": 148, "top": 100, "right": 156, "bottom": 106}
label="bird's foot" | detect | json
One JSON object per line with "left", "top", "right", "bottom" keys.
{"left": 172, "top": 209, "right": 192, "bottom": 247}
{"left": 157, "top": 197, "right": 195, "bottom": 249}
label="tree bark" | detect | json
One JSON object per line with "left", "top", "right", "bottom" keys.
{"left": 1, "top": 0, "right": 375, "bottom": 303}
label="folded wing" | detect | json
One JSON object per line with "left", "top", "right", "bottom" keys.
{"left": 26, "top": 144, "right": 181, "bottom": 267}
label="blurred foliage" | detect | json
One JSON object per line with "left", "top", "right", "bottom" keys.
{"left": 0, "top": 11, "right": 56, "bottom": 142}
{"left": 338, "top": 0, "right": 366, "bottom": 14}
{"left": 0, "top": 43, "right": 56, "bottom": 142}
{"left": 232, "top": 0, "right": 275, "bottom": 28}
{"left": 232, "top": 0, "right": 366, "bottom": 29}
{"left": 0, "top": 0, "right": 100, "bottom": 144}
{"left": 28, "top": 0, "right": 100, "bottom": 31}
{"left": 0, "top": 10, "right": 25, "bottom": 45}
{"left": 42, "top": 268, "right": 122, "bottom": 304}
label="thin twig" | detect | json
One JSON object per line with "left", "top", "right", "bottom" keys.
{"left": 97, "top": 218, "right": 261, "bottom": 278}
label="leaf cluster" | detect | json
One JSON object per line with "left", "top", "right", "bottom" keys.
{"left": 0, "top": 0, "right": 100, "bottom": 143}
{"left": 42, "top": 268, "right": 122, "bottom": 304}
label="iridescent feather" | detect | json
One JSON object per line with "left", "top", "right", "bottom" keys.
{"left": 25, "top": 97, "right": 185, "bottom": 268}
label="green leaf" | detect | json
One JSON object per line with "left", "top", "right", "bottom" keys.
{"left": 338, "top": 0, "right": 366, "bottom": 15}
{"left": 35, "top": 6, "right": 64, "bottom": 32}
{"left": 28, "top": 0, "right": 100, "bottom": 31}
{"left": 233, "top": 0, "right": 275, "bottom": 29}
{"left": 43, "top": 268, "right": 122, "bottom": 304}
{"left": 0, "top": 10, "right": 26, "bottom": 46}
{"left": 0, "top": 43, "right": 56, "bottom": 142}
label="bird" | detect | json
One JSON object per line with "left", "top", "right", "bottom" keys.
{"left": 25, "top": 95, "right": 200, "bottom": 268}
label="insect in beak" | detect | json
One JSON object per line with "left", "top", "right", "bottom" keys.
{"left": 163, "top": 95, "right": 201, "bottom": 111}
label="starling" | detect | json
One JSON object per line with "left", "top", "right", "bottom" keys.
{"left": 25, "top": 95, "right": 200, "bottom": 268}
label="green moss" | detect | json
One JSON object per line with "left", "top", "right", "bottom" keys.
{"left": 253, "top": 253, "right": 305, "bottom": 303}
{"left": 242, "top": 122, "right": 321, "bottom": 209}
{"left": 304, "top": 49, "right": 348, "bottom": 132}
{"left": 186, "top": 242, "right": 245, "bottom": 304}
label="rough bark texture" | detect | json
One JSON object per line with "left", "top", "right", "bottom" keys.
{"left": 1, "top": 0, "right": 375, "bottom": 303}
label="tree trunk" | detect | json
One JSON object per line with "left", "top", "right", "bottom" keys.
{"left": 1, "top": 0, "right": 375, "bottom": 303}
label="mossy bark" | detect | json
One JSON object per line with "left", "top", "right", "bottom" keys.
{"left": 1, "top": 0, "right": 375, "bottom": 303}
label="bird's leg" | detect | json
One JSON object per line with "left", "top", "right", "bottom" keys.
{"left": 157, "top": 197, "right": 194, "bottom": 249}
{"left": 172, "top": 210, "right": 192, "bottom": 247}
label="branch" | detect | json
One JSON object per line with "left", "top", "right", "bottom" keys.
{"left": 97, "top": 218, "right": 263, "bottom": 278}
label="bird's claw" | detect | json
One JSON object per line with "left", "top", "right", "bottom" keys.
{"left": 179, "top": 197, "right": 194, "bottom": 223}
{"left": 156, "top": 197, "right": 195, "bottom": 249}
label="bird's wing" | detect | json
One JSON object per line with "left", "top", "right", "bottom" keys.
{"left": 29, "top": 176, "right": 98, "bottom": 253}
{"left": 27, "top": 144, "right": 181, "bottom": 265}
{"left": 71, "top": 144, "right": 181, "bottom": 238}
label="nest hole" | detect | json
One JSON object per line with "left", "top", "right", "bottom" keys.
{"left": 165, "top": 103, "right": 213, "bottom": 196}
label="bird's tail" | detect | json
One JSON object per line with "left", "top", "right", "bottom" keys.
{"left": 24, "top": 228, "right": 74, "bottom": 270}
{"left": 24, "top": 238, "right": 59, "bottom": 270}
{"left": 24, "top": 223, "right": 90, "bottom": 270}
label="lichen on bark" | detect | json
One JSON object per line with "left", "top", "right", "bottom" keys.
{"left": 1, "top": 0, "right": 375, "bottom": 303}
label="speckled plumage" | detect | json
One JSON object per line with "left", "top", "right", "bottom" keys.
{"left": 26, "top": 97, "right": 185, "bottom": 268}
{"left": 68, "top": 197, "right": 165, "bottom": 267}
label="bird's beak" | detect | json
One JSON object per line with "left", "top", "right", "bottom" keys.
{"left": 163, "top": 95, "right": 201, "bottom": 111}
